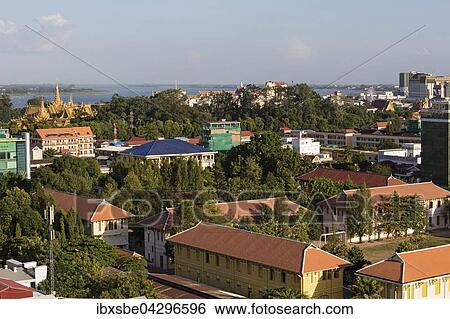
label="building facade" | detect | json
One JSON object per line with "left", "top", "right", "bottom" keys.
{"left": 168, "top": 222, "right": 351, "bottom": 298}
{"left": 421, "top": 98, "right": 450, "bottom": 186}
{"left": 305, "top": 130, "right": 420, "bottom": 149}
{"left": 31, "top": 126, "right": 95, "bottom": 158}
{"left": 357, "top": 245, "right": 450, "bottom": 299}
{"left": 48, "top": 189, "right": 130, "bottom": 248}
{"left": 200, "top": 121, "right": 241, "bottom": 151}
{"left": 318, "top": 182, "right": 450, "bottom": 242}
{"left": 120, "top": 139, "right": 216, "bottom": 169}
{"left": 0, "top": 129, "right": 31, "bottom": 179}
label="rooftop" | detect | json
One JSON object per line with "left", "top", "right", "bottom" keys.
{"left": 47, "top": 189, "right": 129, "bottom": 222}
{"left": 167, "top": 222, "right": 351, "bottom": 274}
{"left": 296, "top": 167, "right": 406, "bottom": 188}
{"left": 343, "top": 181, "right": 450, "bottom": 202}
{"left": 357, "top": 244, "right": 450, "bottom": 284}
{"left": 120, "top": 139, "right": 215, "bottom": 157}
{"left": 35, "top": 126, "right": 93, "bottom": 139}
{"left": 0, "top": 278, "right": 34, "bottom": 299}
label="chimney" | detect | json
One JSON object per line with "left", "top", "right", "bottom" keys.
{"left": 13, "top": 267, "right": 18, "bottom": 272}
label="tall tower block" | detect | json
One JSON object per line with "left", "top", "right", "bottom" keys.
{"left": 421, "top": 98, "right": 450, "bottom": 186}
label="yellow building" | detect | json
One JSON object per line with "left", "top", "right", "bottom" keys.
{"left": 17, "top": 83, "right": 94, "bottom": 128}
{"left": 167, "top": 222, "right": 351, "bottom": 298}
{"left": 357, "top": 244, "right": 450, "bottom": 299}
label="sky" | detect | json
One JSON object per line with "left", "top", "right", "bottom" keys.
{"left": 0, "top": 0, "right": 449, "bottom": 85}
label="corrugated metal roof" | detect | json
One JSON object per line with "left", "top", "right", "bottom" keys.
{"left": 120, "top": 139, "right": 213, "bottom": 157}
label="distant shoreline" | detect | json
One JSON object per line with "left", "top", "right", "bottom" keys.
{"left": 6, "top": 89, "right": 111, "bottom": 97}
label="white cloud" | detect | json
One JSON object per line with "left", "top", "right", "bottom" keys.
{"left": 37, "top": 12, "right": 70, "bottom": 28}
{"left": 0, "top": 20, "right": 17, "bottom": 35}
{"left": 282, "top": 38, "right": 312, "bottom": 62}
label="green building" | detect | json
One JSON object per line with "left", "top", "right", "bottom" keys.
{"left": 0, "top": 129, "right": 31, "bottom": 179}
{"left": 421, "top": 98, "right": 450, "bottom": 186}
{"left": 200, "top": 121, "right": 241, "bottom": 151}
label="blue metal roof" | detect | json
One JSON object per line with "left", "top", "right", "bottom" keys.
{"left": 120, "top": 139, "right": 211, "bottom": 157}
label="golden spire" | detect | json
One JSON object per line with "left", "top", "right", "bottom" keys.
{"left": 54, "top": 82, "right": 61, "bottom": 104}
{"left": 40, "top": 96, "right": 45, "bottom": 109}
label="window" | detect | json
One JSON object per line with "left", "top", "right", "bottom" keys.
{"left": 310, "top": 273, "right": 314, "bottom": 284}
{"left": 247, "top": 262, "right": 252, "bottom": 275}
{"left": 196, "top": 250, "right": 200, "bottom": 261}
{"left": 281, "top": 272, "right": 286, "bottom": 283}
{"left": 205, "top": 252, "right": 210, "bottom": 264}
{"left": 437, "top": 216, "right": 440, "bottom": 226}
{"left": 236, "top": 261, "right": 241, "bottom": 272}
{"left": 215, "top": 255, "right": 220, "bottom": 267}
{"left": 429, "top": 217, "right": 432, "bottom": 226}
{"left": 270, "top": 269, "right": 274, "bottom": 281}
{"left": 429, "top": 201, "right": 433, "bottom": 209}
{"left": 334, "top": 270, "right": 339, "bottom": 279}
{"left": 226, "top": 257, "right": 230, "bottom": 269}
{"left": 435, "top": 280, "right": 441, "bottom": 295}
{"left": 187, "top": 248, "right": 190, "bottom": 259}
{"left": 438, "top": 200, "right": 442, "bottom": 208}
{"left": 421, "top": 283, "right": 428, "bottom": 298}
{"left": 258, "top": 265, "right": 263, "bottom": 277}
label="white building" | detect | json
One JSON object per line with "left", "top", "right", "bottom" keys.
{"left": 0, "top": 259, "right": 47, "bottom": 289}
{"left": 139, "top": 208, "right": 175, "bottom": 270}
{"left": 48, "top": 189, "right": 130, "bottom": 248}
{"left": 378, "top": 143, "right": 422, "bottom": 165}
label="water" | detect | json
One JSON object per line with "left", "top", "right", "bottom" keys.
{"left": 10, "top": 84, "right": 371, "bottom": 108}
{"left": 9, "top": 84, "right": 239, "bottom": 108}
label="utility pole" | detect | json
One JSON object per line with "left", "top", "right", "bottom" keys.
{"left": 45, "top": 204, "right": 55, "bottom": 296}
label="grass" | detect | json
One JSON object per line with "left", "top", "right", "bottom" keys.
{"left": 351, "top": 234, "right": 450, "bottom": 263}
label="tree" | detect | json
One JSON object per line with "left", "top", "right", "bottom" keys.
{"left": 351, "top": 277, "right": 383, "bottom": 299}
{"left": 0, "top": 95, "right": 12, "bottom": 122}
{"left": 346, "top": 188, "right": 374, "bottom": 242}
{"left": 322, "top": 236, "right": 348, "bottom": 258}
{"left": 396, "top": 241, "right": 413, "bottom": 253}
{"left": 262, "top": 287, "right": 305, "bottom": 299}
{"left": 346, "top": 246, "right": 370, "bottom": 270}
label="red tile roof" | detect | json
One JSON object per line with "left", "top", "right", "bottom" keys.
{"left": 297, "top": 167, "right": 406, "bottom": 188}
{"left": 139, "top": 198, "right": 305, "bottom": 230}
{"left": 343, "top": 181, "right": 450, "bottom": 202}
{"left": 212, "top": 197, "right": 304, "bottom": 220}
{"left": 138, "top": 209, "right": 175, "bottom": 231}
{"left": 357, "top": 244, "right": 450, "bottom": 283}
{"left": 35, "top": 126, "right": 93, "bottom": 140}
{"left": 126, "top": 136, "right": 149, "bottom": 146}
{"left": 0, "top": 278, "right": 34, "bottom": 299}
{"left": 47, "top": 189, "right": 129, "bottom": 222}
{"left": 167, "top": 222, "right": 351, "bottom": 274}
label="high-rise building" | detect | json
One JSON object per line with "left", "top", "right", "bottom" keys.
{"left": 200, "top": 120, "right": 241, "bottom": 151}
{"left": 399, "top": 72, "right": 413, "bottom": 95}
{"left": 0, "top": 129, "right": 31, "bottom": 179}
{"left": 408, "top": 72, "right": 450, "bottom": 100}
{"left": 421, "top": 98, "right": 450, "bottom": 186}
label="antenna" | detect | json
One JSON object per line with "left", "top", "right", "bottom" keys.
{"left": 129, "top": 111, "right": 134, "bottom": 138}
{"left": 45, "top": 204, "right": 55, "bottom": 296}
{"left": 113, "top": 122, "right": 117, "bottom": 143}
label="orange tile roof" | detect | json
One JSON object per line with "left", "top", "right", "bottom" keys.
{"left": 47, "top": 189, "right": 129, "bottom": 222}
{"left": 35, "top": 126, "right": 93, "bottom": 139}
{"left": 297, "top": 167, "right": 406, "bottom": 188}
{"left": 357, "top": 244, "right": 450, "bottom": 283}
{"left": 212, "top": 197, "right": 304, "bottom": 220}
{"left": 167, "top": 222, "right": 351, "bottom": 274}
{"left": 344, "top": 181, "right": 450, "bottom": 202}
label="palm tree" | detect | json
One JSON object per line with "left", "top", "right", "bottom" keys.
{"left": 351, "top": 277, "right": 383, "bottom": 299}
{"left": 262, "top": 287, "right": 306, "bottom": 299}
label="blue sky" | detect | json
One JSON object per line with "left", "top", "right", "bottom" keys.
{"left": 0, "top": 0, "right": 449, "bottom": 85}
